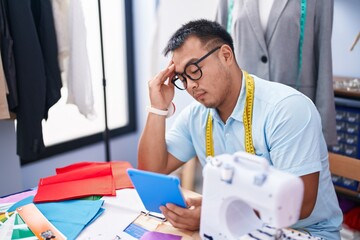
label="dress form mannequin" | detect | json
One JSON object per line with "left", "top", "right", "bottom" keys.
{"left": 216, "top": 0, "right": 337, "bottom": 146}
{"left": 258, "top": 0, "right": 275, "bottom": 32}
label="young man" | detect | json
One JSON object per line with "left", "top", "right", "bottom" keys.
{"left": 138, "top": 19, "right": 342, "bottom": 239}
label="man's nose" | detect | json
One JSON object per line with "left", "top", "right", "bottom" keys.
{"left": 187, "top": 79, "right": 199, "bottom": 89}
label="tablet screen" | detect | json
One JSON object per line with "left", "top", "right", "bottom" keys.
{"left": 127, "top": 169, "right": 187, "bottom": 213}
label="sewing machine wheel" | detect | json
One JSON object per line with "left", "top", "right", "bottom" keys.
{"left": 220, "top": 197, "right": 264, "bottom": 238}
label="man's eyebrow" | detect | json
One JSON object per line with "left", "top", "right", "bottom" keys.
{"left": 175, "top": 57, "right": 199, "bottom": 74}
{"left": 186, "top": 57, "right": 199, "bottom": 64}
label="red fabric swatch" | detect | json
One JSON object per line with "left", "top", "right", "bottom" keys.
{"left": 34, "top": 161, "right": 134, "bottom": 203}
{"left": 56, "top": 161, "right": 134, "bottom": 189}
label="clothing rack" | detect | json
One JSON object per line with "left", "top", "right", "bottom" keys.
{"left": 97, "top": 0, "right": 111, "bottom": 162}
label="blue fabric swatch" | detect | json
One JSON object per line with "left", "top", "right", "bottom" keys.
{"left": 8, "top": 196, "right": 104, "bottom": 240}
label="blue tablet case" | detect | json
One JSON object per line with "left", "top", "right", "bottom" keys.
{"left": 127, "top": 169, "right": 187, "bottom": 213}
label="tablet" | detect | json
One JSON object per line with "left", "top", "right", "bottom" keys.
{"left": 127, "top": 168, "right": 187, "bottom": 213}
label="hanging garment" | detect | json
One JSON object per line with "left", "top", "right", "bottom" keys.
{"left": 216, "top": 0, "right": 337, "bottom": 146}
{"left": 0, "top": 48, "right": 10, "bottom": 119}
{"left": 50, "top": 0, "right": 69, "bottom": 72}
{"left": 5, "top": 0, "right": 62, "bottom": 160}
{"left": 50, "top": 0, "right": 95, "bottom": 119}
{"left": 0, "top": 0, "right": 17, "bottom": 111}
{"left": 66, "top": 0, "right": 95, "bottom": 119}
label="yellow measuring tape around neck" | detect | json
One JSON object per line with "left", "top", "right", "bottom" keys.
{"left": 205, "top": 71, "right": 255, "bottom": 157}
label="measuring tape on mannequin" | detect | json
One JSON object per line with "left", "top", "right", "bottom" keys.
{"left": 205, "top": 71, "right": 255, "bottom": 157}
{"left": 296, "top": 0, "right": 307, "bottom": 90}
{"left": 226, "top": 0, "right": 234, "bottom": 33}
{"left": 226, "top": 0, "right": 307, "bottom": 90}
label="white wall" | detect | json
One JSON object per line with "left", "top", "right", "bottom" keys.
{"left": 0, "top": 121, "right": 22, "bottom": 195}
{"left": 332, "top": 0, "right": 360, "bottom": 78}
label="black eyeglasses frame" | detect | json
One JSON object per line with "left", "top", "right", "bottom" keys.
{"left": 171, "top": 46, "right": 221, "bottom": 90}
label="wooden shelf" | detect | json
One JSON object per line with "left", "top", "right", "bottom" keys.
{"left": 329, "top": 153, "right": 360, "bottom": 202}
{"left": 335, "top": 186, "right": 360, "bottom": 203}
{"left": 333, "top": 76, "right": 360, "bottom": 100}
{"left": 328, "top": 152, "right": 360, "bottom": 182}
{"left": 335, "top": 186, "right": 360, "bottom": 198}
{"left": 335, "top": 89, "right": 360, "bottom": 100}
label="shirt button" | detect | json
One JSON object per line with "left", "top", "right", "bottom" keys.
{"left": 261, "top": 55, "right": 268, "bottom": 63}
{"left": 226, "top": 133, "right": 230, "bottom": 137}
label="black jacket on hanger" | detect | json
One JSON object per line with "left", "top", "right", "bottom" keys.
{"left": 0, "top": 0, "right": 17, "bottom": 111}
{"left": 5, "top": 0, "right": 62, "bottom": 160}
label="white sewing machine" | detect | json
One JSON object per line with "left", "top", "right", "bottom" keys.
{"left": 200, "top": 151, "right": 304, "bottom": 240}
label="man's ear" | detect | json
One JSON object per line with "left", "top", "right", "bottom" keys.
{"left": 219, "top": 45, "right": 234, "bottom": 65}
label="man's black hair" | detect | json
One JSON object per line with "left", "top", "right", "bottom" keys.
{"left": 163, "top": 19, "right": 234, "bottom": 56}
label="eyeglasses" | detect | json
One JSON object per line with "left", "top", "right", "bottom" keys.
{"left": 171, "top": 46, "right": 221, "bottom": 90}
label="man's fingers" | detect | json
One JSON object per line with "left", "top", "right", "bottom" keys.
{"left": 165, "top": 203, "right": 187, "bottom": 216}
{"left": 186, "top": 197, "right": 202, "bottom": 207}
{"left": 160, "top": 204, "right": 200, "bottom": 231}
{"left": 152, "top": 64, "right": 175, "bottom": 86}
{"left": 161, "top": 206, "right": 195, "bottom": 230}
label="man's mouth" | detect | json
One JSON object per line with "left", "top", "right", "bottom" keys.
{"left": 194, "top": 91, "right": 206, "bottom": 100}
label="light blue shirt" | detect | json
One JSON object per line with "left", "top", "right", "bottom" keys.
{"left": 166, "top": 73, "right": 342, "bottom": 239}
